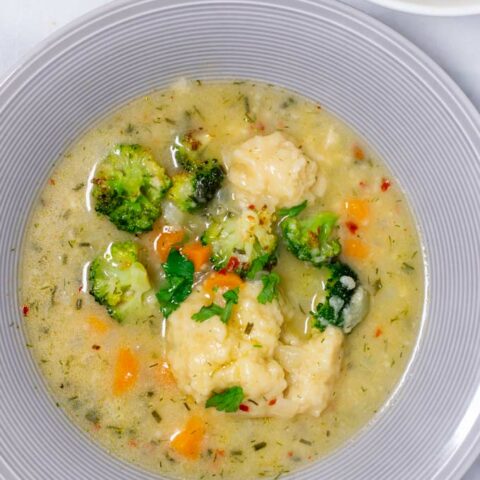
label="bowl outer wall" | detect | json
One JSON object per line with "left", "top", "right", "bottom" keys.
{"left": 365, "top": 0, "right": 480, "bottom": 16}
{"left": 1, "top": 0, "right": 480, "bottom": 479}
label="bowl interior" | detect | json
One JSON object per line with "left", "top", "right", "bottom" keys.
{"left": 1, "top": 1, "right": 480, "bottom": 479}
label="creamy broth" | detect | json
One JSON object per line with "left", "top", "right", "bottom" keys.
{"left": 21, "top": 80, "right": 423, "bottom": 479}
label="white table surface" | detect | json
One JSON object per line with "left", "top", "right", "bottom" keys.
{"left": 0, "top": 0, "right": 479, "bottom": 478}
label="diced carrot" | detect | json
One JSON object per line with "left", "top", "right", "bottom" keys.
{"left": 181, "top": 242, "right": 211, "bottom": 271}
{"left": 343, "top": 238, "right": 369, "bottom": 259}
{"left": 113, "top": 347, "right": 139, "bottom": 396}
{"left": 87, "top": 316, "right": 110, "bottom": 334}
{"left": 155, "top": 228, "right": 185, "bottom": 262}
{"left": 154, "top": 361, "right": 177, "bottom": 387}
{"left": 203, "top": 272, "right": 243, "bottom": 297}
{"left": 344, "top": 198, "right": 370, "bottom": 224}
{"left": 352, "top": 144, "right": 365, "bottom": 161}
{"left": 170, "top": 416, "right": 205, "bottom": 459}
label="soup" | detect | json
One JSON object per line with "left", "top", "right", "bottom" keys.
{"left": 21, "top": 80, "right": 423, "bottom": 479}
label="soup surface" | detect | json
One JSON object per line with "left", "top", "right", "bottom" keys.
{"left": 21, "top": 80, "right": 423, "bottom": 479}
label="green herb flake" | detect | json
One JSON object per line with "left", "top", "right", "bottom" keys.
{"left": 401, "top": 262, "right": 415, "bottom": 273}
{"left": 156, "top": 250, "right": 195, "bottom": 318}
{"left": 85, "top": 409, "right": 101, "bottom": 424}
{"left": 277, "top": 200, "right": 307, "bottom": 218}
{"left": 281, "top": 97, "right": 296, "bottom": 108}
{"left": 242, "top": 95, "right": 256, "bottom": 123}
{"left": 206, "top": 386, "right": 244, "bottom": 412}
{"left": 372, "top": 278, "right": 383, "bottom": 295}
{"left": 246, "top": 253, "right": 270, "bottom": 280}
{"left": 73, "top": 182, "right": 85, "bottom": 191}
{"left": 151, "top": 410, "right": 162, "bottom": 423}
{"left": 253, "top": 441, "right": 267, "bottom": 451}
{"left": 75, "top": 298, "right": 83, "bottom": 310}
{"left": 244, "top": 322, "right": 254, "bottom": 335}
{"left": 299, "top": 439, "right": 312, "bottom": 446}
{"left": 192, "top": 287, "right": 239, "bottom": 324}
{"left": 257, "top": 272, "right": 280, "bottom": 304}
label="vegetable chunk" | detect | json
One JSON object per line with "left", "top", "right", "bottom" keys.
{"left": 202, "top": 207, "right": 277, "bottom": 276}
{"left": 92, "top": 144, "right": 172, "bottom": 233}
{"left": 89, "top": 241, "right": 152, "bottom": 323}
{"left": 169, "top": 132, "right": 225, "bottom": 212}
{"left": 311, "top": 261, "right": 370, "bottom": 333}
{"left": 281, "top": 210, "right": 341, "bottom": 267}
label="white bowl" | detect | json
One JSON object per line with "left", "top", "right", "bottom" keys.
{"left": 366, "top": 0, "right": 480, "bottom": 16}
{"left": 1, "top": 0, "right": 480, "bottom": 479}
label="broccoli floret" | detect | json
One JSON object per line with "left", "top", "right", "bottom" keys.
{"left": 311, "top": 261, "right": 369, "bottom": 334}
{"left": 202, "top": 207, "right": 277, "bottom": 276}
{"left": 92, "top": 144, "right": 172, "bottom": 233}
{"left": 171, "top": 131, "right": 209, "bottom": 171}
{"left": 168, "top": 165, "right": 224, "bottom": 213}
{"left": 169, "top": 132, "right": 224, "bottom": 211}
{"left": 89, "top": 241, "right": 152, "bottom": 323}
{"left": 280, "top": 211, "right": 341, "bottom": 267}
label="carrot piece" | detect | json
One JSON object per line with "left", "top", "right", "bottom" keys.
{"left": 181, "top": 242, "right": 212, "bottom": 271}
{"left": 203, "top": 272, "right": 243, "bottom": 296}
{"left": 343, "top": 238, "right": 369, "bottom": 259}
{"left": 87, "top": 316, "right": 110, "bottom": 334}
{"left": 170, "top": 416, "right": 205, "bottom": 459}
{"left": 155, "top": 361, "right": 177, "bottom": 386}
{"left": 155, "top": 229, "right": 185, "bottom": 262}
{"left": 113, "top": 347, "right": 139, "bottom": 396}
{"left": 344, "top": 198, "right": 370, "bottom": 224}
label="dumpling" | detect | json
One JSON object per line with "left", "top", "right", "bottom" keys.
{"left": 225, "top": 131, "right": 326, "bottom": 210}
{"left": 166, "top": 281, "right": 287, "bottom": 404}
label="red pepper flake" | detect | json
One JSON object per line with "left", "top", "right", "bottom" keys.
{"left": 219, "top": 256, "right": 240, "bottom": 274}
{"left": 22, "top": 305, "right": 29, "bottom": 316}
{"left": 374, "top": 327, "right": 383, "bottom": 338}
{"left": 216, "top": 449, "right": 225, "bottom": 457}
{"left": 92, "top": 344, "right": 101, "bottom": 350}
{"left": 288, "top": 451, "right": 294, "bottom": 457}
{"left": 78, "top": 285, "right": 83, "bottom": 292}
{"left": 248, "top": 204, "right": 256, "bottom": 210}
{"left": 256, "top": 122, "right": 265, "bottom": 132}
{"left": 49, "top": 178, "right": 56, "bottom": 185}
{"left": 346, "top": 221, "right": 358, "bottom": 234}
{"left": 359, "top": 181, "right": 367, "bottom": 188}
{"left": 239, "top": 404, "right": 250, "bottom": 412}
{"left": 352, "top": 145, "right": 365, "bottom": 161}
{"left": 268, "top": 399, "right": 277, "bottom": 406}
{"left": 381, "top": 178, "right": 391, "bottom": 192}
{"left": 128, "top": 439, "right": 138, "bottom": 448}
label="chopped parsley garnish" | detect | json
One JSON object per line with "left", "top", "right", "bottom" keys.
{"left": 206, "top": 386, "right": 244, "bottom": 412}
{"left": 192, "top": 287, "right": 239, "bottom": 324}
{"left": 277, "top": 200, "right": 307, "bottom": 219}
{"left": 156, "top": 249, "right": 194, "bottom": 318}
{"left": 257, "top": 272, "right": 280, "bottom": 304}
{"left": 246, "top": 253, "right": 271, "bottom": 280}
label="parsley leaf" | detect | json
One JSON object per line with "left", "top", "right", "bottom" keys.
{"left": 191, "top": 303, "right": 224, "bottom": 322}
{"left": 192, "top": 287, "right": 239, "bottom": 324}
{"left": 257, "top": 272, "right": 280, "bottom": 304}
{"left": 156, "top": 250, "right": 194, "bottom": 318}
{"left": 206, "top": 386, "right": 244, "bottom": 412}
{"left": 277, "top": 200, "right": 307, "bottom": 218}
{"left": 246, "top": 253, "right": 271, "bottom": 280}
